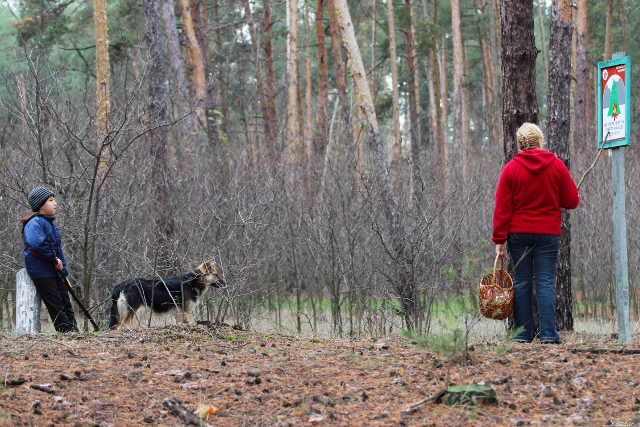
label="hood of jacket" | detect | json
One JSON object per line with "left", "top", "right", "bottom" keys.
{"left": 513, "top": 149, "right": 557, "bottom": 175}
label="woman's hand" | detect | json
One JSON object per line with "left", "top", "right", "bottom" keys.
{"left": 54, "top": 258, "right": 63, "bottom": 271}
{"left": 496, "top": 244, "right": 506, "bottom": 259}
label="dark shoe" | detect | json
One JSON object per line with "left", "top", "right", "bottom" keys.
{"left": 540, "top": 340, "right": 562, "bottom": 344}
{"left": 514, "top": 339, "right": 532, "bottom": 343}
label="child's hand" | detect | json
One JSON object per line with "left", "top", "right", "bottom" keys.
{"left": 54, "top": 258, "right": 63, "bottom": 271}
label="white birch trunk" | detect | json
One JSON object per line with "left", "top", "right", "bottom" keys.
{"left": 15, "top": 269, "right": 41, "bottom": 334}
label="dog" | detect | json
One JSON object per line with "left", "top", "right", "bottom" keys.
{"left": 108, "top": 260, "right": 224, "bottom": 329}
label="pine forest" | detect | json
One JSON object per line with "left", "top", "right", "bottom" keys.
{"left": 0, "top": 0, "right": 639, "bottom": 336}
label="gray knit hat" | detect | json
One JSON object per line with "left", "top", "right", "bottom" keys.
{"left": 28, "top": 186, "right": 54, "bottom": 212}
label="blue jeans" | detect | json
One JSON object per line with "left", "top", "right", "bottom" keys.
{"left": 507, "top": 233, "right": 561, "bottom": 342}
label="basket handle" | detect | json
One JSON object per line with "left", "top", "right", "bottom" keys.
{"left": 492, "top": 254, "right": 503, "bottom": 284}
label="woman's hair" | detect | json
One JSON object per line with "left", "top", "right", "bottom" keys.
{"left": 517, "top": 123, "right": 545, "bottom": 151}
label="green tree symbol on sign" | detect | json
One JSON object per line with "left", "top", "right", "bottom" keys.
{"left": 609, "top": 80, "right": 620, "bottom": 121}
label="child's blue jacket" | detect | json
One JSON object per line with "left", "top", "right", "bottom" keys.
{"left": 23, "top": 215, "right": 69, "bottom": 278}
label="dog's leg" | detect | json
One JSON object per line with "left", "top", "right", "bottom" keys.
{"left": 116, "top": 294, "right": 136, "bottom": 329}
{"left": 120, "top": 312, "right": 135, "bottom": 328}
{"left": 108, "top": 296, "right": 120, "bottom": 330}
{"left": 137, "top": 281, "right": 149, "bottom": 311}
{"left": 181, "top": 300, "right": 191, "bottom": 323}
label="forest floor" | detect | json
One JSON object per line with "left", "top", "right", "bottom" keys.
{"left": 1, "top": 323, "right": 640, "bottom": 426}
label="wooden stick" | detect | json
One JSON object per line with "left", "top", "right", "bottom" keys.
{"left": 406, "top": 389, "right": 446, "bottom": 410}
{"left": 577, "top": 131, "right": 610, "bottom": 189}
{"left": 30, "top": 384, "right": 57, "bottom": 395}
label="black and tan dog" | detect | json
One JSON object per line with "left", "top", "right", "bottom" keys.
{"left": 108, "top": 260, "right": 224, "bottom": 329}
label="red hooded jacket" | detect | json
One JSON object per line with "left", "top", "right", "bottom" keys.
{"left": 492, "top": 149, "right": 580, "bottom": 244}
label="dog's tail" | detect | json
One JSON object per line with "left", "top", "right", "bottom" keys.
{"left": 108, "top": 288, "right": 120, "bottom": 330}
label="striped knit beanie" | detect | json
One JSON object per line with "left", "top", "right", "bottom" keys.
{"left": 28, "top": 186, "right": 54, "bottom": 212}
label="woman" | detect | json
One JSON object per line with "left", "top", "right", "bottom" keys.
{"left": 492, "top": 123, "right": 579, "bottom": 343}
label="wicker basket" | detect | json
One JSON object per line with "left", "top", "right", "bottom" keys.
{"left": 479, "top": 255, "right": 514, "bottom": 320}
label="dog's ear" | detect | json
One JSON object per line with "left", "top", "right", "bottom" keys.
{"left": 196, "top": 262, "right": 206, "bottom": 275}
{"left": 197, "top": 260, "right": 217, "bottom": 276}
{"left": 207, "top": 260, "right": 218, "bottom": 276}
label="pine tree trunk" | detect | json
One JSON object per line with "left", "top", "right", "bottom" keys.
{"left": 327, "top": 0, "right": 351, "bottom": 132}
{"left": 425, "top": 54, "right": 440, "bottom": 153}
{"left": 334, "top": 0, "right": 417, "bottom": 329}
{"left": 162, "top": 0, "right": 200, "bottom": 161}
{"left": 424, "top": 0, "right": 446, "bottom": 188}
{"left": 213, "top": 0, "right": 228, "bottom": 136}
{"left": 403, "top": 0, "right": 419, "bottom": 153}
{"left": 500, "top": 0, "right": 539, "bottom": 162}
{"left": 286, "top": 0, "right": 300, "bottom": 167}
{"left": 191, "top": 0, "right": 208, "bottom": 65}
{"left": 404, "top": 0, "right": 421, "bottom": 199}
{"left": 190, "top": 0, "right": 220, "bottom": 148}
{"left": 604, "top": 0, "right": 613, "bottom": 60}
{"left": 536, "top": 0, "right": 549, "bottom": 91}
{"left": 386, "top": 0, "right": 401, "bottom": 163}
{"left": 462, "top": 43, "right": 470, "bottom": 178}
{"left": 481, "top": 36, "right": 498, "bottom": 142}
{"left": 88, "top": 0, "right": 112, "bottom": 319}
{"left": 451, "top": 0, "right": 466, "bottom": 180}
{"left": 94, "top": 0, "right": 110, "bottom": 174}
{"left": 177, "top": 0, "right": 207, "bottom": 127}
{"left": 314, "top": 0, "right": 329, "bottom": 169}
{"left": 476, "top": 0, "right": 498, "bottom": 144}
{"left": 439, "top": 36, "right": 450, "bottom": 170}
{"left": 370, "top": 0, "right": 378, "bottom": 104}
{"left": 242, "top": 0, "right": 273, "bottom": 147}
{"left": 409, "top": 0, "right": 421, "bottom": 143}
{"left": 304, "top": 0, "right": 314, "bottom": 163}
{"left": 262, "top": 0, "right": 278, "bottom": 145}
{"left": 420, "top": 0, "right": 441, "bottom": 157}
{"left": 488, "top": 0, "right": 501, "bottom": 93}
{"left": 297, "top": 53, "right": 305, "bottom": 149}
{"left": 574, "top": 0, "right": 589, "bottom": 152}
{"left": 144, "top": 0, "right": 174, "bottom": 274}
{"left": 424, "top": 54, "right": 439, "bottom": 151}
{"left": 620, "top": 0, "right": 627, "bottom": 53}
{"left": 546, "top": 0, "right": 573, "bottom": 331}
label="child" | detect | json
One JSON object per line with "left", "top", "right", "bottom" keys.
{"left": 22, "top": 186, "right": 79, "bottom": 333}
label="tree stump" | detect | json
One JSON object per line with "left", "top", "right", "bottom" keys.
{"left": 444, "top": 384, "right": 497, "bottom": 406}
{"left": 15, "top": 269, "right": 41, "bottom": 334}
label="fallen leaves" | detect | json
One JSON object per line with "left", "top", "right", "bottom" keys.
{"left": 1, "top": 326, "right": 640, "bottom": 426}
{"left": 194, "top": 405, "right": 220, "bottom": 419}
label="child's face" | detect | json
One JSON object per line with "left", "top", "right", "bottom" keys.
{"left": 38, "top": 196, "right": 57, "bottom": 216}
